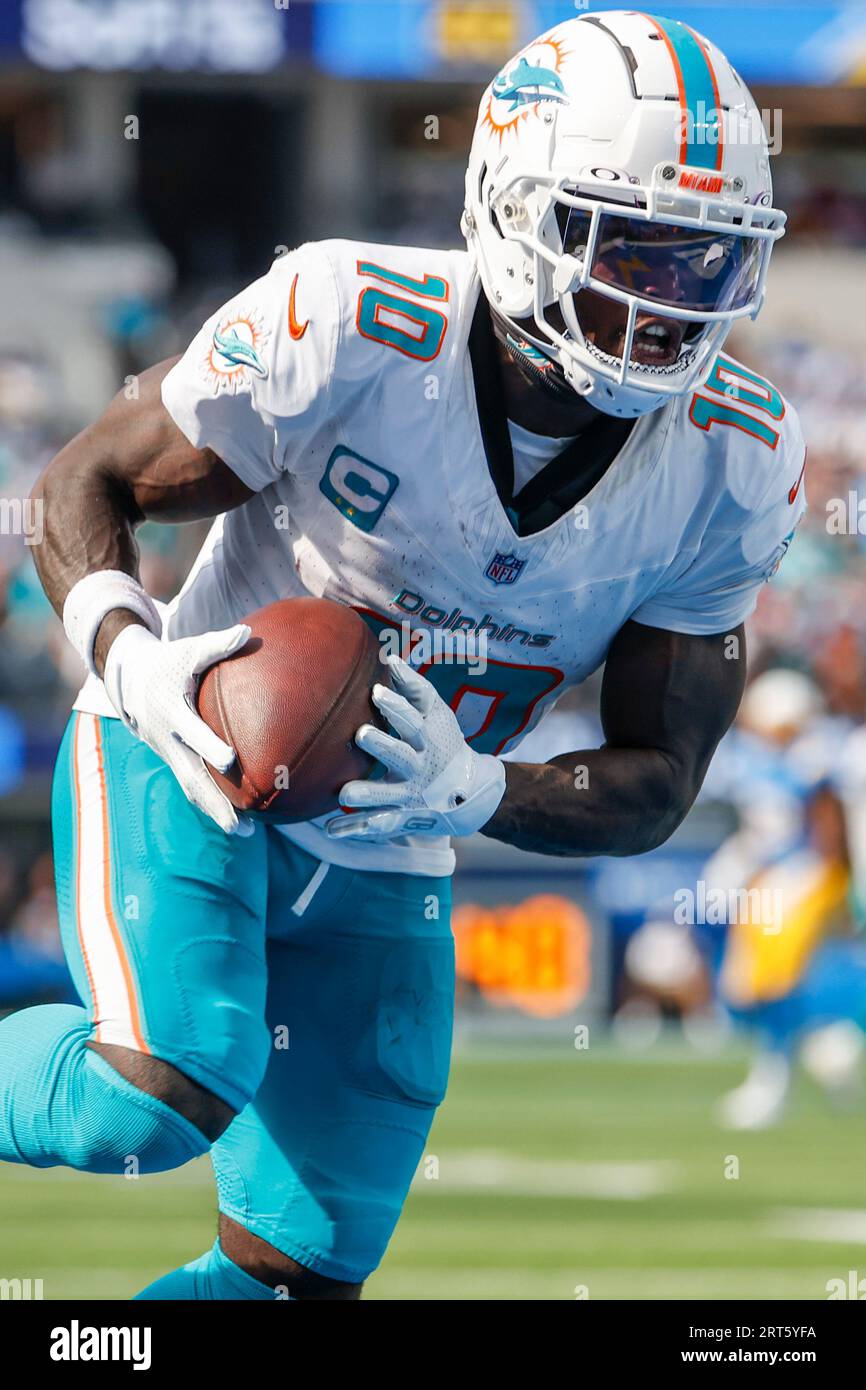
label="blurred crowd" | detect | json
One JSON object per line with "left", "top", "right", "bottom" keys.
{"left": 0, "top": 345, "right": 206, "bottom": 991}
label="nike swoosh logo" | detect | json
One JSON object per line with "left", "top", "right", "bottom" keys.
{"left": 288, "top": 273, "right": 309, "bottom": 341}
{"left": 788, "top": 452, "right": 807, "bottom": 505}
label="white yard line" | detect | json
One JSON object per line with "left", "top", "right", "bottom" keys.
{"left": 765, "top": 1208, "right": 866, "bottom": 1244}
{"left": 411, "top": 1151, "right": 679, "bottom": 1199}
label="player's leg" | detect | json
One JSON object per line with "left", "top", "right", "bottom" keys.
{"left": 0, "top": 712, "right": 270, "bottom": 1176}
{"left": 147, "top": 840, "right": 454, "bottom": 1300}
{"left": 132, "top": 1240, "right": 280, "bottom": 1300}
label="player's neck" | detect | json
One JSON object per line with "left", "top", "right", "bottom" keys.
{"left": 493, "top": 331, "right": 601, "bottom": 439}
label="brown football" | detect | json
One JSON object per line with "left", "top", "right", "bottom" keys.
{"left": 197, "top": 596, "right": 386, "bottom": 823}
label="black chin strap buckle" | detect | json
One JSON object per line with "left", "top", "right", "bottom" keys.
{"left": 505, "top": 338, "right": 575, "bottom": 403}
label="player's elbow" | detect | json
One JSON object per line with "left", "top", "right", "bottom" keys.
{"left": 625, "top": 760, "right": 700, "bottom": 855}
{"left": 633, "top": 799, "right": 689, "bottom": 854}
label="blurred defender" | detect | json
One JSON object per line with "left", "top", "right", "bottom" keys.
{"left": 2, "top": 12, "right": 805, "bottom": 1298}
{"left": 710, "top": 671, "right": 866, "bottom": 1129}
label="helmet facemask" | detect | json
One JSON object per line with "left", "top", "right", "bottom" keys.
{"left": 482, "top": 171, "right": 785, "bottom": 418}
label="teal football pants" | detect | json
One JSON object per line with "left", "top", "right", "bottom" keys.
{"left": 6, "top": 713, "right": 454, "bottom": 1285}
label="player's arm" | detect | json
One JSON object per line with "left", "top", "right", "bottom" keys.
{"left": 31, "top": 357, "right": 253, "bottom": 672}
{"left": 36, "top": 246, "right": 338, "bottom": 834}
{"left": 31, "top": 358, "right": 257, "bottom": 833}
{"left": 332, "top": 621, "right": 744, "bottom": 856}
{"left": 482, "top": 619, "right": 745, "bottom": 857}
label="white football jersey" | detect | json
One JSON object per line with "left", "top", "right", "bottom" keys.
{"left": 75, "top": 239, "right": 807, "bottom": 876}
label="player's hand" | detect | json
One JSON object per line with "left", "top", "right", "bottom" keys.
{"left": 103, "top": 621, "right": 253, "bottom": 836}
{"left": 328, "top": 655, "right": 506, "bottom": 841}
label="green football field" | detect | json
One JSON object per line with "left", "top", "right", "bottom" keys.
{"left": 2, "top": 1043, "right": 864, "bottom": 1301}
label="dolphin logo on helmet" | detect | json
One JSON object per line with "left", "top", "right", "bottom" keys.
{"left": 492, "top": 57, "right": 567, "bottom": 112}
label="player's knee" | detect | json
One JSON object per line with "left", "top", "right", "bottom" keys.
{"left": 90, "top": 1043, "right": 238, "bottom": 1143}
{"left": 32, "top": 1034, "right": 214, "bottom": 1176}
{"left": 100, "top": 995, "right": 271, "bottom": 1124}
{"left": 0, "top": 1005, "right": 212, "bottom": 1175}
{"left": 144, "top": 1057, "right": 237, "bottom": 1143}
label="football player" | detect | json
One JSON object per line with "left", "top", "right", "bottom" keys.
{"left": 1, "top": 12, "right": 805, "bottom": 1299}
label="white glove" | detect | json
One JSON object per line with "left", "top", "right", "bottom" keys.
{"left": 327, "top": 655, "right": 506, "bottom": 841}
{"left": 103, "top": 621, "right": 253, "bottom": 836}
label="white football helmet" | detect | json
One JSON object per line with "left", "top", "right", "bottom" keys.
{"left": 462, "top": 10, "right": 786, "bottom": 418}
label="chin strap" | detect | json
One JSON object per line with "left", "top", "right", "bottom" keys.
{"left": 490, "top": 311, "right": 576, "bottom": 404}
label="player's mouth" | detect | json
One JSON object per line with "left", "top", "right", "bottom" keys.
{"left": 629, "top": 314, "right": 686, "bottom": 367}
{"left": 572, "top": 291, "right": 690, "bottom": 370}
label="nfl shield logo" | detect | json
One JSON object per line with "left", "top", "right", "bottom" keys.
{"left": 485, "top": 551, "right": 526, "bottom": 585}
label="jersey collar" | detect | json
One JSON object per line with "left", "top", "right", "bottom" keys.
{"left": 467, "top": 293, "right": 636, "bottom": 538}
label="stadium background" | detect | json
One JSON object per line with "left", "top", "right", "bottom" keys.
{"left": 2, "top": 0, "right": 866, "bottom": 1300}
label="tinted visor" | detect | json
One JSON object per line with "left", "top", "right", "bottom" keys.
{"left": 561, "top": 208, "right": 762, "bottom": 313}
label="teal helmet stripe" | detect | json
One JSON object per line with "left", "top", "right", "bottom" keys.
{"left": 647, "top": 14, "right": 724, "bottom": 172}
